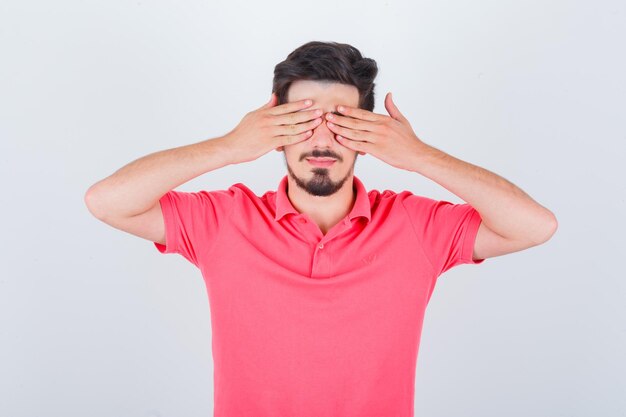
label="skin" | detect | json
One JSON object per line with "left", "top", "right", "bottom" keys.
{"left": 86, "top": 71, "right": 556, "bottom": 260}
{"left": 275, "top": 80, "right": 365, "bottom": 235}
{"left": 317, "top": 89, "right": 558, "bottom": 258}
{"left": 275, "top": 78, "right": 557, "bottom": 259}
{"left": 271, "top": 78, "right": 556, "bottom": 259}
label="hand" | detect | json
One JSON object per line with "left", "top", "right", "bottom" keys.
{"left": 220, "top": 93, "right": 323, "bottom": 164}
{"left": 325, "top": 92, "right": 426, "bottom": 171}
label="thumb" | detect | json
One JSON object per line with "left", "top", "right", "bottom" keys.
{"left": 384, "top": 92, "right": 407, "bottom": 122}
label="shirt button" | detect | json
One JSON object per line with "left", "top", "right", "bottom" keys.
{"left": 299, "top": 218, "right": 307, "bottom": 223}
{"left": 318, "top": 243, "right": 324, "bottom": 250}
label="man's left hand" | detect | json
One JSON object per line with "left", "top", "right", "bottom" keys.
{"left": 326, "top": 92, "right": 426, "bottom": 171}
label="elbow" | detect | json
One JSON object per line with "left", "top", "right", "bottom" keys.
{"left": 534, "top": 210, "right": 558, "bottom": 245}
{"left": 84, "top": 185, "right": 106, "bottom": 220}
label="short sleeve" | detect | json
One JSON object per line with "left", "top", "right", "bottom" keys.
{"left": 401, "top": 193, "right": 485, "bottom": 277}
{"left": 153, "top": 188, "right": 235, "bottom": 267}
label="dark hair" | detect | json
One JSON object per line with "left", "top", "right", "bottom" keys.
{"left": 272, "top": 41, "right": 378, "bottom": 111}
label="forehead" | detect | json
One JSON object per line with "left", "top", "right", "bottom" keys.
{"left": 287, "top": 80, "right": 359, "bottom": 111}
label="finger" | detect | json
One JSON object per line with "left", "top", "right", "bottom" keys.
{"left": 384, "top": 92, "right": 407, "bottom": 122}
{"left": 325, "top": 112, "right": 378, "bottom": 132}
{"left": 275, "top": 129, "right": 314, "bottom": 147}
{"left": 274, "top": 116, "right": 323, "bottom": 137}
{"left": 273, "top": 108, "right": 323, "bottom": 126}
{"left": 335, "top": 134, "right": 371, "bottom": 153}
{"left": 336, "top": 105, "right": 381, "bottom": 122}
{"left": 267, "top": 98, "right": 313, "bottom": 116}
{"left": 327, "top": 121, "right": 376, "bottom": 143}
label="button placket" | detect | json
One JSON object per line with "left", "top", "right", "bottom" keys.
{"left": 311, "top": 240, "right": 330, "bottom": 278}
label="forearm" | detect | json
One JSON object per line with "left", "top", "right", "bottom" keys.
{"left": 408, "top": 143, "right": 557, "bottom": 244}
{"left": 85, "top": 136, "right": 231, "bottom": 219}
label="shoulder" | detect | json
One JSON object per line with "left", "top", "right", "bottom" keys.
{"left": 368, "top": 188, "right": 429, "bottom": 207}
{"left": 365, "top": 188, "right": 426, "bottom": 218}
{"left": 179, "top": 183, "right": 261, "bottom": 214}
{"left": 221, "top": 182, "right": 282, "bottom": 216}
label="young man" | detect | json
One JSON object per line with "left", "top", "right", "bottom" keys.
{"left": 85, "top": 41, "right": 557, "bottom": 416}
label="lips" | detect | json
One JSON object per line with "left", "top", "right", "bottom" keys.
{"left": 307, "top": 158, "right": 336, "bottom": 167}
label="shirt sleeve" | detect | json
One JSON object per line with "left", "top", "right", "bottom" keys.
{"left": 401, "top": 193, "right": 486, "bottom": 277}
{"left": 153, "top": 188, "right": 235, "bottom": 268}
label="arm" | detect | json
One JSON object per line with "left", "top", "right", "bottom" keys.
{"left": 84, "top": 95, "right": 321, "bottom": 245}
{"left": 321, "top": 94, "right": 557, "bottom": 261}
{"left": 407, "top": 143, "right": 558, "bottom": 260}
{"left": 84, "top": 136, "right": 231, "bottom": 220}
{"left": 84, "top": 137, "right": 233, "bottom": 246}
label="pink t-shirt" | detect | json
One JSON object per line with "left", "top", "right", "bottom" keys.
{"left": 154, "top": 174, "right": 485, "bottom": 416}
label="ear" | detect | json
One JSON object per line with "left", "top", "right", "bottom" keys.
{"left": 264, "top": 92, "right": 277, "bottom": 109}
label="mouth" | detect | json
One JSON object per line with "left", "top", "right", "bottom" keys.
{"left": 306, "top": 158, "right": 337, "bottom": 167}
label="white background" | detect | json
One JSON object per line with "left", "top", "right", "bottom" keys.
{"left": 1, "top": 0, "right": 624, "bottom": 416}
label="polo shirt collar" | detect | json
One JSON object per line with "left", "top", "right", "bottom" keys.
{"left": 274, "top": 174, "right": 371, "bottom": 223}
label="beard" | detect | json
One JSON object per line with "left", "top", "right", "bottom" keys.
{"left": 284, "top": 154, "right": 357, "bottom": 197}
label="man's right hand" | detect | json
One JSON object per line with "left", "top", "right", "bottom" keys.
{"left": 219, "top": 93, "right": 323, "bottom": 164}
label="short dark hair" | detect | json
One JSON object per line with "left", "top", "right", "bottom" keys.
{"left": 272, "top": 41, "right": 378, "bottom": 111}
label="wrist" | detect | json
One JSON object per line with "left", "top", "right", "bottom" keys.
{"left": 406, "top": 140, "right": 433, "bottom": 170}
{"left": 200, "top": 136, "right": 236, "bottom": 167}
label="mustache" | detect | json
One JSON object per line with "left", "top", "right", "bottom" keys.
{"left": 301, "top": 152, "right": 342, "bottom": 161}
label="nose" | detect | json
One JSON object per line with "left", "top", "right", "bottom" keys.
{"left": 308, "top": 113, "right": 336, "bottom": 147}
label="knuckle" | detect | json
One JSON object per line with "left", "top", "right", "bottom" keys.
{"left": 285, "top": 113, "right": 296, "bottom": 124}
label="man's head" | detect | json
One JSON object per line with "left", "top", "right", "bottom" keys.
{"left": 272, "top": 41, "right": 378, "bottom": 197}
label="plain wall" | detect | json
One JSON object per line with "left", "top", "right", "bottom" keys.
{"left": 1, "top": 0, "right": 624, "bottom": 416}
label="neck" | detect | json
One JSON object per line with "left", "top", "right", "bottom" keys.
{"left": 286, "top": 175, "right": 356, "bottom": 234}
